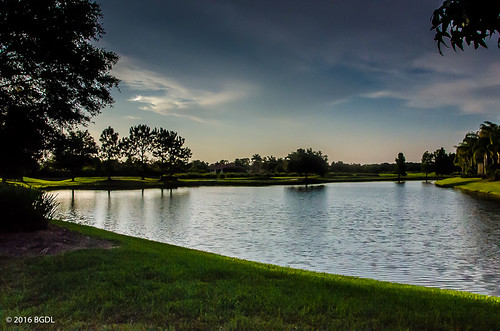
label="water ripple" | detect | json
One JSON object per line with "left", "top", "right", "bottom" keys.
{"left": 54, "top": 182, "right": 500, "bottom": 297}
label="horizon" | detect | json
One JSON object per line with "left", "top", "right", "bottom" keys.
{"left": 88, "top": 0, "right": 500, "bottom": 164}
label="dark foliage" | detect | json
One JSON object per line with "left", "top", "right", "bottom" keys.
{"left": 153, "top": 128, "right": 192, "bottom": 179}
{"left": 53, "top": 130, "right": 98, "bottom": 181}
{"left": 434, "top": 148, "right": 455, "bottom": 177}
{"left": 121, "top": 125, "right": 154, "bottom": 180}
{"left": 286, "top": 148, "right": 329, "bottom": 179}
{"left": 0, "top": 184, "right": 57, "bottom": 233}
{"left": 0, "top": 0, "right": 119, "bottom": 179}
{"left": 432, "top": 0, "right": 500, "bottom": 54}
{"left": 330, "top": 161, "right": 421, "bottom": 174}
{"left": 99, "top": 126, "right": 120, "bottom": 180}
{"left": 421, "top": 151, "right": 434, "bottom": 181}
{"left": 395, "top": 153, "right": 407, "bottom": 181}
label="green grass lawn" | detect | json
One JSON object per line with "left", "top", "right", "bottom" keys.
{"left": 1, "top": 221, "right": 499, "bottom": 330}
{"left": 16, "top": 176, "right": 163, "bottom": 190}
{"left": 12, "top": 173, "right": 447, "bottom": 191}
{"left": 435, "top": 177, "right": 500, "bottom": 198}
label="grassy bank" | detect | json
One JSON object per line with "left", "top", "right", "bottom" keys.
{"left": 435, "top": 177, "right": 500, "bottom": 198}
{"left": 1, "top": 221, "right": 499, "bottom": 330}
{"left": 13, "top": 173, "right": 445, "bottom": 190}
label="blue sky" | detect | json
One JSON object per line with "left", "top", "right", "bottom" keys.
{"left": 91, "top": 0, "right": 500, "bottom": 164}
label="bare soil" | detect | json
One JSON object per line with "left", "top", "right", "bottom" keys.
{"left": 0, "top": 223, "right": 116, "bottom": 256}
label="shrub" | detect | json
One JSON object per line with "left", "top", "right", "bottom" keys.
{"left": 0, "top": 184, "right": 58, "bottom": 233}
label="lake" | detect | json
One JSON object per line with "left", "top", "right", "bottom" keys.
{"left": 54, "top": 181, "right": 500, "bottom": 296}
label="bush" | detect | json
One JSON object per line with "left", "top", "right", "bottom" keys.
{"left": 0, "top": 184, "right": 58, "bottom": 233}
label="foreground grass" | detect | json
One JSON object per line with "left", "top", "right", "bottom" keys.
{"left": 1, "top": 221, "right": 499, "bottom": 330}
{"left": 15, "top": 173, "right": 446, "bottom": 190}
{"left": 435, "top": 177, "right": 500, "bottom": 198}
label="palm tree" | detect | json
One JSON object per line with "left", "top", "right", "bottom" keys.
{"left": 455, "top": 132, "right": 478, "bottom": 175}
{"left": 479, "top": 121, "right": 500, "bottom": 167}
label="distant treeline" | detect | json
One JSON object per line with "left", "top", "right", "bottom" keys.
{"left": 330, "top": 161, "right": 423, "bottom": 174}
{"left": 17, "top": 123, "right": 460, "bottom": 180}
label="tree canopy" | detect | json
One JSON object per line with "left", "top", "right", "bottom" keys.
{"left": 99, "top": 126, "right": 120, "bottom": 180}
{"left": 121, "top": 125, "right": 154, "bottom": 180}
{"left": 455, "top": 121, "right": 500, "bottom": 178}
{"left": 152, "top": 128, "right": 192, "bottom": 179}
{"left": 432, "top": 0, "right": 500, "bottom": 54}
{"left": 53, "top": 129, "right": 97, "bottom": 181}
{"left": 0, "top": 0, "right": 118, "bottom": 179}
{"left": 395, "top": 152, "right": 407, "bottom": 182}
{"left": 421, "top": 151, "right": 434, "bottom": 181}
{"left": 286, "top": 148, "right": 329, "bottom": 180}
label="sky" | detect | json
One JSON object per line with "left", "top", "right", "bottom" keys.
{"left": 90, "top": 0, "right": 500, "bottom": 164}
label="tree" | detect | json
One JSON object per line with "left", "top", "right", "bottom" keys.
{"left": 53, "top": 130, "right": 98, "bottom": 181}
{"left": 395, "top": 152, "right": 407, "bottom": 182}
{"left": 251, "top": 154, "right": 263, "bottom": 173}
{"left": 189, "top": 160, "right": 210, "bottom": 173}
{"left": 234, "top": 158, "right": 251, "bottom": 172}
{"left": 0, "top": 0, "right": 119, "bottom": 180}
{"left": 122, "top": 125, "right": 154, "bottom": 180}
{"left": 99, "top": 126, "right": 120, "bottom": 181}
{"left": 479, "top": 121, "right": 500, "bottom": 172}
{"left": 421, "top": 151, "right": 434, "bottom": 182}
{"left": 262, "top": 155, "right": 284, "bottom": 173}
{"left": 286, "top": 148, "right": 329, "bottom": 181}
{"left": 455, "top": 132, "right": 479, "bottom": 175}
{"left": 434, "top": 147, "right": 455, "bottom": 177}
{"left": 152, "top": 128, "right": 192, "bottom": 180}
{"left": 432, "top": 1, "right": 500, "bottom": 54}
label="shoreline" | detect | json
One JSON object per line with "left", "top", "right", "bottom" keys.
{"left": 1, "top": 220, "right": 499, "bottom": 329}
{"left": 434, "top": 177, "right": 500, "bottom": 200}
{"left": 14, "top": 175, "right": 446, "bottom": 191}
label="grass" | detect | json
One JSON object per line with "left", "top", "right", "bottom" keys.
{"left": 1, "top": 221, "right": 499, "bottom": 330}
{"left": 12, "top": 173, "right": 447, "bottom": 191}
{"left": 16, "top": 176, "right": 163, "bottom": 190}
{"left": 435, "top": 177, "right": 500, "bottom": 198}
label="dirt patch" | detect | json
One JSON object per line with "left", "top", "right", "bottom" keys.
{"left": 0, "top": 224, "right": 116, "bottom": 256}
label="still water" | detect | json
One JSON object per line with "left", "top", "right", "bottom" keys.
{"left": 54, "top": 181, "right": 500, "bottom": 296}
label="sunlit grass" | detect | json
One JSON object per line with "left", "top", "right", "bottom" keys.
{"left": 436, "top": 177, "right": 500, "bottom": 198}
{"left": 16, "top": 177, "right": 163, "bottom": 190}
{"left": 435, "top": 177, "right": 500, "bottom": 198}
{"left": 10, "top": 173, "right": 450, "bottom": 191}
{"left": 434, "top": 177, "right": 482, "bottom": 187}
{"left": 1, "top": 220, "right": 499, "bottom": 330}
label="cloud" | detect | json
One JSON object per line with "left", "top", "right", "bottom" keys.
{"left": 113, "top": 57, "right": 253, "bottom": 122}
{"left": 125, "top": 115, "right": 142, "bottom": 120}
{"left": 364, "top": 52, "right": 500, "bottom": 115}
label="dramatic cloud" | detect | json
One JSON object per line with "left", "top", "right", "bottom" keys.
{"left": 113, "top": 57, "right": 254, "bottom": 122}
{"left": 97, "top": 0, "right": 500, "bottom": 163}
{"left": 364, "top": 52, "right": 500, "bottom": 115}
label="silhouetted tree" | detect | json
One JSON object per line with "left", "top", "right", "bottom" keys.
{"left": 395, "top": 152, "right": 407, "bottom": 182}
{"left": 479, "top": 121, "right": 500, "bottom": 175}
{"left": 152, "top": 128, "right": 192, "bottom": 179}
{"left": 456, "top": 132, "right": 479, "bottom": 175}
{"left": 53, "top": 130, "right": 98, "bottom": 181}
{"left": 122, "top": 124, "right": 153, "bottom": 180}
{"left": 189, "top": 160, "right": 210, "bottom": 173}
{"left": 286, "top": 148, "right": 329, "bottom": 181}
{"left": 251, "top": 154, "right": 263, "bottom": 173}
{"left": 432, "top": 1, "right": 500, "bottom": 54}
{"left": 99, "top": 126, "right": 120, "bottom": 180}
{"left": 262, "top": 155, "right": 284, "bottom": 173}
{"left": 434, "top": 147, "right": 455, "bottom": 177}
{"left": 0, "top": 0, "right": 118, "bottom": 180}
{"left": 421, "top": 151, "right": 435, "bottom": 182}
{"left": 234, "top": 158, "right": 251, "bottom": 172}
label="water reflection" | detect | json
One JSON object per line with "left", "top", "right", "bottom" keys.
{"left": 54, "top": 182, "right": 500, "bottom": 296}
